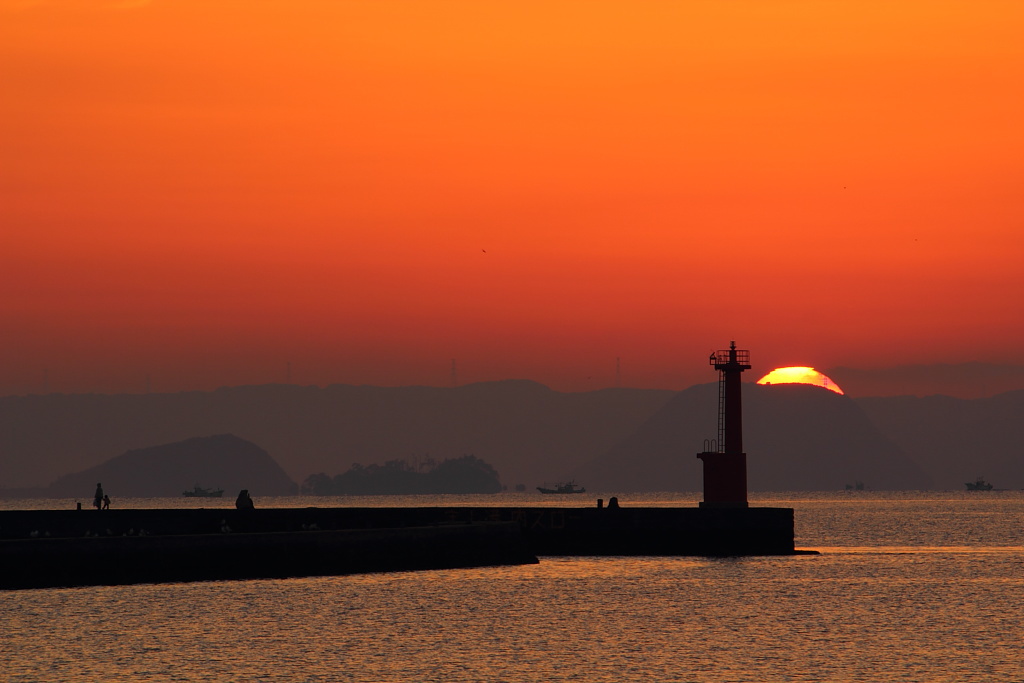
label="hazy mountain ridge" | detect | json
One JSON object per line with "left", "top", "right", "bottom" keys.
{"left": 856, "top": 389, "right": 1024, "bottom": 490}
{"left": 826, "top": 363, "right": 1024, "bottom": 400}
{"left": 0, "top": 381, "right": 673, "bottom": 491}
{"left": 1, "top": 381, "right": 1021, "bottom": 494}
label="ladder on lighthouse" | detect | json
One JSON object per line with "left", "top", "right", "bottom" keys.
{"left": 717, "top": 368, "right": 726, "bottom": 453}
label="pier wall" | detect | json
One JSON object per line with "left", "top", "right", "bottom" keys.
{"left": 0, "top": 505, "right": 796, "bottom": 589}
{"left": 0, "top": 521, "right": 536, "bottom": 590}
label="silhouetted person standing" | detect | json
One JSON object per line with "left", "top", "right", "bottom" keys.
{"left": 235, "top": 489, "right": 255, "bottom": 510}
{"left": 93, "top": 483, "right": 104, "bottom": 510}
{"left": 102, "top": 494, "right": 111, "bottom": 510}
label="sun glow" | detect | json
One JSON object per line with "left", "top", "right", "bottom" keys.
{"left": 3, "top": 2, "right": 1024, "bottom": 395}
{"left": 757, "top": 367, "right": 844, "bottom": 394}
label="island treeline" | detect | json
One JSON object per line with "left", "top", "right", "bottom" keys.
{"left": 301, "top": 455, "right": 502, "bottom": 495}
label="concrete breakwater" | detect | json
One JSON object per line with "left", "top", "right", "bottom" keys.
{"left": 0, "top": 505, "right": 798, "bottom": 590}
{"left": 1, "top": 519, "right": 536, "bottom": 590}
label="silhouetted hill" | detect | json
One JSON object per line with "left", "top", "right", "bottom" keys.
{"left": 46, "top": 434, "right": 297, "bottom": 498}
{"left": 0, "top": 382, "right": 673, "bottom": 491}
{"left": 304, "top": 455, "right": 503, "bottom": 495}
{"left": 855, "top": 389, "right": 1024, "bottom": 490}
{"left": 578, "top": 383, "right": 932, "bottom": 491}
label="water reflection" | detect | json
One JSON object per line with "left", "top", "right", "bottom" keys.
{"left": 3, "top": 492, "right": 1023, "bottom": 681}
{"left": 6, "top": 548, "right": 1021, "bottom": 682}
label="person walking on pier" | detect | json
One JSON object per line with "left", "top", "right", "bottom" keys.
{"left": 93, "top": 483, "right": 104, "bottom": 510}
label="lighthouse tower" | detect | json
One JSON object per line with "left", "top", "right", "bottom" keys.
{"left": 697, "top": 341, "right": 750, "bottom": 508}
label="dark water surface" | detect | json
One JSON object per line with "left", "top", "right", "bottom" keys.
{"left": 2, "top": 492, "right": 1022, "bottom": 682}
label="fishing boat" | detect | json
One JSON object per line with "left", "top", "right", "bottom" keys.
{"left": 182, "top": 485, "right": 225, "bottom": 498}
{"left": 964, "top": 477, "right": 993, "bottom": 491}
{"left": 537, "top": 481, "right": 586, "bottom": 494}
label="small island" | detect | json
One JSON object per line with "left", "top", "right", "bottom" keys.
{"left": 301, "top": 455, "right": 502, "bottom": 495}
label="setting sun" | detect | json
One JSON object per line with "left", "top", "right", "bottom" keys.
{"left": 757, "top": 367, "right": 844, "bottom": 394}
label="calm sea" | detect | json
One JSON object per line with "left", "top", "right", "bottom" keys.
{"left": 2, "top": 491, "right": 1022, "bottom": 682}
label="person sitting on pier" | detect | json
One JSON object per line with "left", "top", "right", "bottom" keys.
{"left": 93, "top": 483, "right": 104, "bottom": 510}
{"left": 235, "top": 489, "right": 255, "bottom": 511}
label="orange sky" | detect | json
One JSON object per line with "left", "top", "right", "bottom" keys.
{"left": 2, "top": 1, "right": 1023, "bottom": 395}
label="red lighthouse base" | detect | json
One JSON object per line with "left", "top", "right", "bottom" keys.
{"left": 696, "top": 451, "right": 749, "bottom": 508}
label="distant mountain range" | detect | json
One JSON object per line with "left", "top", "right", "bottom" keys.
{"left": 825, "top": 363, "right": 1024, "bottom": 400}
{"left": 0, "top": 381, "right": 671, "bottom": 494}
{"left": 0, "top": 380, "right": 1021, "bottom": 494}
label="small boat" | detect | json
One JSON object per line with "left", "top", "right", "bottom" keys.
{"left": 965, "top": 477, "right": 993, "bottom": 491}
{"left": 537, "top": 481, "right": 586, "bottom": 494}
{"left": 182, "top": 485, "right": 225, "bottom": 498}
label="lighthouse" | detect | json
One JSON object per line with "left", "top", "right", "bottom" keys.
{"left": 697, "top": 341, "right": 750, "bottom": 508}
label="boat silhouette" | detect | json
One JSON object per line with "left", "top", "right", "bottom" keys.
{"left": 182, "top": 485, "right": 225, "bottom": 498}
{"left": 536, "top": 481, "right": 586, "bottom": 494}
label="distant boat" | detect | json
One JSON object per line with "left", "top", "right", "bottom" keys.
{"left": 182, "top": 485, "right": 225, "bottom": 498}
{"left": 965, "top": 477, "right": 994, "bottom": 491}
{"left": 537, "top": 481, "right": 586, "bottom": 494}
